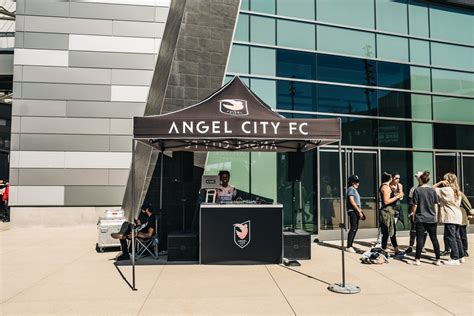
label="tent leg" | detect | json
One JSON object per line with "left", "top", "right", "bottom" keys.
{"left": 160, "top": 151, "right": 163, "bottom": 211}
{"left": 328, "top": 141, "right": 360, "bottom": 294}
{"left": 131, "top": 139, "right": 137, "bottom": 291}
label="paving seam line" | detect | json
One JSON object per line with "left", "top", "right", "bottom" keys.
{"left": 136, "top": 261, "right": 168, "bottom": 316}
{"left": 265, "top": 265, "right": 297, "bottom": 316}
{"left": 344, "top": 251, "right": 456, "bottom": 316}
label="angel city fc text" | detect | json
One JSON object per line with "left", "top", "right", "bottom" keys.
{"left": 167, "top": 120, "right": 309, "bottom": 136}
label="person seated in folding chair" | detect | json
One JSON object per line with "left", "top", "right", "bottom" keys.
{"left": 111, "top": 203, "right": 157, "bottom": 261}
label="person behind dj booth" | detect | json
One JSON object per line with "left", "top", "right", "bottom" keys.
{"left": 216, "top": 170, "right": 239, "bottom": 203}
{"left": 111, "top": 203, "right": 157, "bottom": 261}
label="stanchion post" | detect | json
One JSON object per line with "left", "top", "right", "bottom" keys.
{"left": 131, "top": 139, "right": 137, "bottom": 291}
{"left": 328, "top": 141, "right": 360, "bottom": 294}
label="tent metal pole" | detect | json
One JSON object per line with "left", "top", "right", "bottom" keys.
{"left": 340, "top": 141, "right": 345, "bottom": 287}
{"left": 328, "top": 140, "right": 360, "bottom": 294}
{"left": 131, "top": 139, "right": 137, "bottom": 291}
{"left": 160, "top": 150, "right": 163, "bottom": 211}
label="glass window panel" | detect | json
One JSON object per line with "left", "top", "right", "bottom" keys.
{"left": 378, "top": 120, "right": 412, "bottom": 148}
{"left": 377, "top": 90, "right": 411, "bottom": 118}
{"left": 376, "top": 0, "right": 408, "bottom": 34}
{"left": 434, "top": 123, "right": 474, "bottom": 150}
{"left": 408, "top": 1, "right": 429, "bottom": 37}
{"left": 381, "top": 150, "right": 413, "bottom": 230}
{"left": 225, "top": 75, "right": 249, "bottom": 86}
{"left": 250, "top": 16, "right": 275, "bottom": 45}
{"left": 319, "top": 151, "right": 341, "bottom": 231}
{"left": 227, "top": 45, "right": 249, "bottom": 74}
{"left": 316, "top": 0, "right": 374, "bottom": 29}
{"left": 429, "top": 5, "right": 473, "bottom": 44}
{"left": 277, "top": 151, "right": 317, "bottom": 231}
{"left": 409, "top": 39, "right": 430, "bottom": 65}
{"left": 432, "top": 69, "right": 474, "bottom": 97}
{"left": 277, "top": 20, "right": 315, "bottom": 50}
{"left": 276, "top": 49, "right": 316, "bottom": 80}
{"left": 431, "top": 43, "right": 474, "bottom": 71}
{"left": 205, "top": 152, "right": 250, "bottom": 193}
{"left": 376, "top": 34, "right": 409, "bottom": 62}
{"left": 413, "top": 152, "right": 434, "bottom": 184}
{"left": 241, "top": 0, "right": 249, "bottom": 10}
{"left": 318, "top": 84, "right": 377, "bottom": 116}
{"left": 317, "top": 54, "right": 376, "bottom": 86}
{"left": 342, "top": 117, "right": 378, "bottom": 147}
{"left": 433, "top": 96, "right": 474, "bottom": 123}
{"left": 234, "top": 14, "right": 249, "bottom": 42}
{"left": 250, "top": 152, "right": 277, "bottom": 202}
{"left": 250, "top": 78, "right": 276, "bottom": 108}
{"left": 377, "top": 61, "right": 410, "bottom": 89}
{"left": 463, "top": 156, "right": 474, "bottom": 206}
{"left": 410, "top": 94, "right": 432, "bottom": 120}
{"left": 410, "top": 66, "right": 430, "bottom": 92}
{"left": 276, "top": 0, "right": 315, "bottom": 20}
{"left": 317, "top": 26, "right": 375, "bottom": 58}
{"left": 411, "top": 123, "right": 433, "bottom": 148}
{"left": 250, "top": 0, "right": 275, "bottom": 14}
{"left": 276, "top": 80, "right": 315, "bottom": 112}
{"left": 250, "top": 47, "right": 275, "bottom": 76}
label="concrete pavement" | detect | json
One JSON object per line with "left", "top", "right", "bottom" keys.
{"left": 1, "top": 224, "right": 473, "bottom": 315}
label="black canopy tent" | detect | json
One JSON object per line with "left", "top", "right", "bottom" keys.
{"left": 129, "top": 76, "right": 358, "bottom": 293}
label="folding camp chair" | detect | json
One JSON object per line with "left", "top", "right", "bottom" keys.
{"left": 134, "top": 214, "right": 159, "bottom": 260}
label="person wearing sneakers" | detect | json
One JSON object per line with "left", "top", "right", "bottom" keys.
{"left": 459, "top": 191, "right": 474, "bottom": 257}
{"left": 379, "top": 172, "right": 404, "bottom": 257}
{"left": 111, "top": 203, "right": 156, "bottom": 261}
{"left": 406, "top": 171, "right": 427, "bottom": 254}
{"left": 346, "top": 175, "right": 365, "bottom": 253}
{"left": 433, "top": 173, "right": 464, "bottom": 265}
{"left": 410, "top": 171, "right": 441, "bottom": 266}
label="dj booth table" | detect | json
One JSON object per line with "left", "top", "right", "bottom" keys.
{"left": 199, "top": 203, "right": 283, "bottom": 264}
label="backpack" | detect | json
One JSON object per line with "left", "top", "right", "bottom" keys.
{"left": 360, "top": 247, "right": 389, "bottom": 264}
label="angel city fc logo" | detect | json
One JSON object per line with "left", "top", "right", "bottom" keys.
{"left": 233, "top": 220, "right": 251, "bottom": 249}
{"left": 219, "top": 99, "right": 248, "bottom": 116}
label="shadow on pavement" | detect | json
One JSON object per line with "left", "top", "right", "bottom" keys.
{"left": 278, "top": 264, "right": 331, "bottom": 286}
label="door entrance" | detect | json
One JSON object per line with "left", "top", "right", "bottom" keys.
{"left": 318, "top": 148, "right": 379, "bottom": 241}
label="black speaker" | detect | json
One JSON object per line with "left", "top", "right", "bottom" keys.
{"left": 173, "top": 151, "right": 193, "bottom": 183}
{"left": 167, "top": 232, "right": 198, "bottom": 261}
{"left": 283, "top": 230, "right": 311, "bottom": 260}
{"left": 287, "top": 151, "right": 304, "bottom": 181}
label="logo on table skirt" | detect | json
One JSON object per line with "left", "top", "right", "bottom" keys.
{"left": 233, "top": 220, "right": 251, "bottom": 249}
{"left": 219, "top": 99, "right": 248, "bottom": 116}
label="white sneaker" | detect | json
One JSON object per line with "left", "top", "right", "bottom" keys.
{"left": 374, "top": 243, "right": 382, "bottom": 248}
{"left": 459, "top": 258, "right": 466, "bottom": 263}
{"left": 346, "top": 247, "right": 356, "bottom": 253}
{"left": 410, "top": 259, "right": 421, "bottom": 266}
{"left": 444, "top": 259, "right": 460, "bottom": 266}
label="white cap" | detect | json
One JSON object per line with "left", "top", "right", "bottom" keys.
{"left": 415, "top": 171, "right": 423, "bottom": 179}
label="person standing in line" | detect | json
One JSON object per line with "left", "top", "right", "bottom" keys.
{"left": 375, "top": 172, "right": 404, "bottom": 247}
{"left": 406, "top": 171, "right": 427, "bottom": 254}
{"left": 2, "top": 181, "right": 9, "bottom": 222}
{"left": 459, "top": 191, "right": 473, "bottom": 257}
{"left": 390, "top": 172, "right": 404, "bottom": 221}
{"left": 409, "top": 171, "right": 441, "bottom": 266}
{"left": 433, "top": 173, "right": 464, "bottom": 265}
{"left": 379, "top": 172, "right": 404, "bottom": 256}
{"left": 346, "top": 175, "right": 365, "bottom": 253}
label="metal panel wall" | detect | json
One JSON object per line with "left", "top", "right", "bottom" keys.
{"left": 11, "top": 0, "right": 170, "bottom": 210}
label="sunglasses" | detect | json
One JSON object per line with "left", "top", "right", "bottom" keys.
{"left": 394, "top": 177, "right": 400, "bottom": 180}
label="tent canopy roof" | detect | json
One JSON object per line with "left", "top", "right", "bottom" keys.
{"left": 133, "top": 76, "right": 341, "bottom": 152}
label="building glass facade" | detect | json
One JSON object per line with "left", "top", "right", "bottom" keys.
{"left": 208, "top": 0, "right": 474, "bottom": 237}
